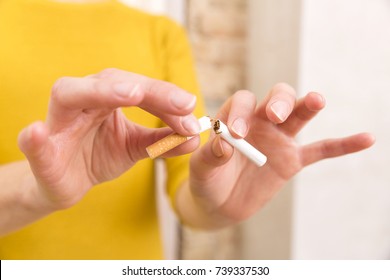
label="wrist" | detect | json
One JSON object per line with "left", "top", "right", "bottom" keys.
{"left": 175, "top": 181, "right": 233, "bottom": 230}
{"left": 17, "top": 170, "right": 57, "bottom": 216}
{"left": 0, "top": 161, "right": 56, "bottom": 236}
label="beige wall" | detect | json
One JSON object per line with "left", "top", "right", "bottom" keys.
{"left": 181, "top": 0, "right": 247, "bottom": 260}
{"left": 241, "top": 0, "right": 302, "bottom": 259}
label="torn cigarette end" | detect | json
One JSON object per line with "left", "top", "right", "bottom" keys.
{"left": 213, "top": 119, "right": 267, "bottom": 167}
{"left": 146, "top": 133, "right": 189, "bottom": 159}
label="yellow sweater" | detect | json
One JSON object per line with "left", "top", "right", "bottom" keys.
{"left": 0, "top": 0, "right": 204, "bottom": 259}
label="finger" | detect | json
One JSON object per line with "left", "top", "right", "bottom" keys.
{"left": 18, "top": 121, "right": 53, "bottom": 172}
{"left": 95, "top": 68, "right": 198, "bottom": 117}
{"left": 190, "top": 135, "right": 234, "bottom": 174}
{"left": 256, "top": 83, "right": 296, "bottom": 123}
{"left": 49, "top": 71, "right": 199, "bottom": 135}
{"left": 51, "top": 75, "right": 196, "bottom": 116}
{"left": 301, "top": 132, "right": 375, "bottom": 167}
{"left": 189, "top": 90, "right": 256, "bottom": 171}
{"left": 188, "top": 90, "right": 256, "bottom": 172}
{"left": 143, "top": 111, "right": 201, "bottom": 137}
{"left": 222, "top": 90, "right": 257, "bottom": 138}
{"left": 279, "top": 92, "right": 326, "bottom": 136}
{"left": 50, "top": 77, "right": 141, "bottom": 111}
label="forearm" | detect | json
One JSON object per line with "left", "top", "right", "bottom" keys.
{"left": 175, "top": 180, "right": 234, "bottom": 230}
{"left": 0, "top": 161, "right": 54, "bottom": 236}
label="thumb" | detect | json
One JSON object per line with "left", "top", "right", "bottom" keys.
{"left": 18, "top": 121, "right": 50, "bottom": 165}
{"left": 190, "top": 135, "right": 234, "bottom": 176}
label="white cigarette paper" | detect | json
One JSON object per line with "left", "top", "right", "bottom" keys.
{"left": 146, "top": 116, "right": 267, "bottom": 167}
{"left": 213, "top": 119, "right": 267, "bottom": 167}
{"left": 146, "top": 116, "right": 212, "bottom": 159}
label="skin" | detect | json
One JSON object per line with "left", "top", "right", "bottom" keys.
{"left": 0, "top": 69, "right": 200, "bottom": 235}
{"left": 54, "top": 0, "right": 110, "bottom": 3}
{"left": 178, "top": 85, "right": 375, "bottom": 229}
{"left": 0, "top": 69, "right": 374, "bottom": 236}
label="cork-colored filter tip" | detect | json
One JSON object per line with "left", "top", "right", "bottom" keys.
{"left": 146, "top": 116, "right": 212, "bottom": 159}
{"left": 146, "top": 134, "right": 189, "bottom": 159}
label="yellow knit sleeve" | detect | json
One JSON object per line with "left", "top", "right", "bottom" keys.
{"left": 155, "top": 16, "right": 207, "bottom": 212}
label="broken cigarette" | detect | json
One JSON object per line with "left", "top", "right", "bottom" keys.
{"left": 146, "top": 116, "right": 267, "bottom": 167}
{"left": 212, "top": 119, "right": 267, "bottom": 167}
{"left": 146, "top": 116, "right": 212, "bottom": 159}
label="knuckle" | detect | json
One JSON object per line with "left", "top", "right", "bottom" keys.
{"left": 51, "top": 77, "right": 69, "bottom": 101}
{"left": 232, "top": 90, "right": 257, "bottom": 112}
{"left": 274, "top": 82, "right": 296, "bottom": 96}
{"left": 91, "top": 79, "right": 103, "bottom": 94}
{"left": 149, "top": 79, "right": 174, "bottom": 94}
{"left": 98, "top": 68, "right": 120, "bottom": 79}
{"left": 236, "top": 90, "right": 257, "bottom": 103}
{"left": 148, "top": 80, "right": 183, "bottom": 103}
{"left": 235, "top": 89, "right": 255, "bottom": 98}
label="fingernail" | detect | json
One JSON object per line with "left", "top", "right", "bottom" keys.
{"left": 170, "top": 92, "right": 196, "bottom": 110}
{"left": 113, "top": 83, "right": 140, "bottom": 98}
{"left": 270, "top": 101, "right": 290, "bottom": 122}
{"left": 231, "top": 118, "right": 248, "bottom": 138}
{"left": 212, "top": 137, "right": 224, "bottom": 157}
{"left": 181, "top": 115, "right": 201, "bottom": 135}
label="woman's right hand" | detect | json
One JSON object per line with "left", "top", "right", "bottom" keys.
{"left": 17, "top": 68, "right": 200, "bottom": 211}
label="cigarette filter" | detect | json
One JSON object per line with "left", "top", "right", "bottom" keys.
{"left": 213, "top": 119, "right": 267, "bottom": 167}
{"left": 146, "top": 116, "right": 212, "bottom": 159}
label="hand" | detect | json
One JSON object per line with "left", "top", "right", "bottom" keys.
{"left": 18, "top": 68, "right": 200, "bottom": 210}
{"left": 184, "top": 83, "right": 375, "bottom": 228}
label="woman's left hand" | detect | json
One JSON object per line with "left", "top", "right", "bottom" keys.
{"left": 178, "top": 83, "right": 375, "bottom": 228}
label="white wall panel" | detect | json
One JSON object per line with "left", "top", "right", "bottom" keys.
{"left": 293, "top": 0, "right": 390, "bottom": 259}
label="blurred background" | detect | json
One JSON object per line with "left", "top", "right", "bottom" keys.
{"left": 121, "top": 0, "right": 390, "bottom": 259}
